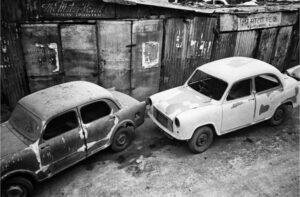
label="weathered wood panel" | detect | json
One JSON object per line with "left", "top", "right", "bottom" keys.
{"left": 1, "top": 22, "right": 29, "bottom": 107}
{"left": 161, "top": 18, "right": 190, "bottom": 90}
{"left": 21, "top": 24, "right": 62, "bottom": 76}
{"left": 256, "top": 28, "right": 278, "bottom": 63}
{"left": 234, "top": 30, "right": 258, "bottom": 57}
{"left": 131, "top": 19, "right": 163, "bottom": 100}
{"left": 210, "top": 32, "right": 237, "bottom": 61}
{"left": 271, "top": 26, "right": 293, "bottom": 71}
{"left": 98, "top": 21, "right": 131, "bottom": 94}
{"left": 220, "top": 12, "right": 297, "bottom": 32}
{"left": 184, "top": 17, "right": 216, "bottom": 80}
{"left": 60, "top": 24, "right": 98, "bottom": 83}
{"left": 286, "top": 20, "right": 299, "bottom": 70}
{"left": 39, "top": 0, "right": 115, "bottom": 19}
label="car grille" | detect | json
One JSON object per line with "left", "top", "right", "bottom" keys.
{"left": 153, "top": 107, "right": 173, "bottom": 132}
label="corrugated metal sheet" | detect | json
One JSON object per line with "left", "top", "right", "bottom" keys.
{"left": 131, "top": 19, "right": 163, "bottom": 100}
{"left": 271, "top": 26, "right": 293, "bottom": 71}
{"left": 210, "top": 32, "right": 237, "bottom": 61}
{"left": 98, "top": 21, "right": 132, "bottom": 95}
{"left": 162, "top": 18, "right": 189, "bottom": 90}
{"left": 256, "top": 28, "right": 278, "bottom": 63}
{"left": 60, "top": 24, "right": 98, "bottom": 83}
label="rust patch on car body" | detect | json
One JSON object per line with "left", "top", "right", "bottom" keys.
{"left": 259, "top": 104, "right": 270, "bottom": 115}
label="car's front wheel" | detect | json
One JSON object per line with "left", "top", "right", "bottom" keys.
{"left": 111, "top": 127, "right": 134, "bottom": 152}
{"left": 269, "top": 104, "right": 288, "bottom": 126}
{"left": 2, "top": 176, "right": 34, "bottom": 197}
{"left": 188, "top": 126, "right": 214, "bottom": 154}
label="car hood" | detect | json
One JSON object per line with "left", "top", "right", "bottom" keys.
{"left": 1, "top": 122, "right": 28, "bottom": 158}
{"left": 151, "top": 86, "right": 212, "bottom": 119}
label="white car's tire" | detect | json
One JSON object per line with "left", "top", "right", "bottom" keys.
{"left": 188, "top": 126, "right": 214, "bottom": 154}
{"left": 269, "top": 104, "right": 288, "bottom": 126}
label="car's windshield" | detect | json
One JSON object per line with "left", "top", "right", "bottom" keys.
{"left": 9, "top": 104, "right": 41, "bottom": 141}
{"left": 187, "top": 70, "right": 228, "bottom": 100}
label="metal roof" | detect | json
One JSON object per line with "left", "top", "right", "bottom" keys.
{"left": 104, "top": 0, "right": 300, "bottom": 14}
{"left": 198, "top": 57, "right": 283, "bottom": 84}
{"left": 19, "top": 81, "right": 114, "bottom": 120}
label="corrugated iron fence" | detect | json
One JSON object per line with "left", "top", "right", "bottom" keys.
{"left": 1, "top": 0, "right": 299, "bottom": 107}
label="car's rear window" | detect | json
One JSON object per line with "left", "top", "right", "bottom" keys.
{"left": 9, "top": 104, "right": 41, "bottom": 141}
{"left": 187, "top": 70, "right": 228, "bottom": 100}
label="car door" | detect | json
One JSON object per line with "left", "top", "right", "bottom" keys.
{"left": 254, "top": 74, "right": 283, "bottom": 122}
{"left": 79, "top": 99, "right": 119, "bottom": 156}
{"left": 221, "top": 78, "right": 255, "bottom": 133}
{"left": 39, "top": 110, "right": 87, "bottom": 175}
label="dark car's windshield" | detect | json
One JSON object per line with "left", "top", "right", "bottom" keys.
{"left": 9, "top": 104, "right": 41, "bottom": 141}
{"left": 187, "top": 70, "right": 228, "bottom": 100}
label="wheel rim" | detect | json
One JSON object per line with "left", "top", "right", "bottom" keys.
{"left": 6, "top": 185, "right": 26, "bottom": 197}
{"left": 274, "top": 108, "right": 284, "bottom": 121}
{"left": 116, "top": 133, "right": 127, "bottom": 146}
{"left": 196, "top": 133, "right": 208, "bottom": 146}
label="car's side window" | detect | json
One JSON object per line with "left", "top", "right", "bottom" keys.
{"left": 227, "top": 79, "right": 252, "bottom": 101}
{"left": 81, "top": 101, "right": 111, "bottom": 124}
{"left": 255, "top": 74, "right": 281, "bottom": 93}
{"left": 43, "top": 111, "right": 78, "bottom": 140}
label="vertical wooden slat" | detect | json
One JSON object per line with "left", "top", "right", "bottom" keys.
{"left": 271, "top": 26, "right": 293, "bottom": 71}
{"left": 256, "top": 28, "right": 278, "bottom": 63}
{"left": 210, "top": 32, "right": 237, "bottom": 61}
{"left": 1, "top": 22, "right": 29, "bottom": 108}
{"left": 131, "top": 19, "right": 163, "bottom": 100}
{"left": 161, "top": 18, "right": 190, "bottom": 90}
{"left": 97, "top": 21, "right": 131, "bottom": 95}
{"left": 234, "top": 30, "right": 258, "bottom": 57}
{"left": 60, "top": 24, "right": 98, "bottom": 83}
{"left": 184, "top": 17, "right": 216, "bottom": 80}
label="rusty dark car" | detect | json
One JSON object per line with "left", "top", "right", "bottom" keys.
{"left": 1, "top": 81, "right": 146, "bottom": 197}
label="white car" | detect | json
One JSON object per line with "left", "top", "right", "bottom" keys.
{"left": 147, "top": 57, "right": 300, "bottom": 153}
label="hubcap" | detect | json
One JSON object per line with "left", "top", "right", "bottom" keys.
{"left": 197, "top": 133, "right": 208, "bottom": 146}
{"left": 117, "top": 134, "right": 127, "bottom": 145}
{"left": 274, "top": 108, "right": 284, "bottom": 121}
{"left": 6, "top": 185, "right": 25, "bottom": 197}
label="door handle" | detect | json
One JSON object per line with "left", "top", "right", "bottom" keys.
{"left": 232, "top": 101, "right": 244, "bottom": 108}
{"left": 40, "top": 143, "right": 50, "bottom": 150}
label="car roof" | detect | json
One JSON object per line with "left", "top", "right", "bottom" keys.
{"left": 19, "top": 81, "right": 114, "bottom": 120}
{"left": 198, "top": 57, "right": 282, "bottom": 84}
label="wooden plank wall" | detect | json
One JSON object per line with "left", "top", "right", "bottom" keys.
{"left": 1, "top": 22, "right": 29, "bottom": 108}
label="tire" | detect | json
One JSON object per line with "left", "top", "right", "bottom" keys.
{"left": 188, "top": 126, "right": 214, "bottom": 154}
{"left": 111, "top": 127, "right": 134, "bottom": 152}
{"left": 269, "top": 104, "right": 287, "bottom": 126}
{"left": 2, "top": 176, "right": 34, "bottom": 197}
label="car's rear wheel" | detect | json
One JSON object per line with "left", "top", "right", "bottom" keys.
{"left": 269, "top": 104, "right": 287, "bottom": 126}
{"left": 3, "top": 176, "right": 34, "bottom": 197}
{"left": 111, "top": 127, "right": 134, "bottom": 152}
{"left": 188, "top": 126, "right": 214, "bottom": 154}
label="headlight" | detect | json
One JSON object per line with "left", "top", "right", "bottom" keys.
{"left": 146, "top": 98, "right": 152, "bottom": 106}
{"left": 175, "top": 117, "right": 180, "bottom": 127}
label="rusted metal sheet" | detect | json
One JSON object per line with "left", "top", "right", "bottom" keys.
{"left": 131, "top": 19, "right": 163, "bottom": 100}
{"left": 256, "top": 28, "right": 278, "bottom": 63}
{"left": 210, "top": 32, "right": 237, "bottom": 61}
{"left": 60, "top": 24, "right": 98, "bottom": 83}
{"left": 21, "top": 24, "right": 62, "bottom": 77}
{"left": 219, "top": 12, "right": 297, "bottom": 32}
{"left": 271, "top": 26, "right": 293, "bottom": 71}
{"left": 39, "top": 0, "right": 115, "bottom": 18}
{"left": 184, "top": 17, "right": 216, "bottom": 80}
{"left": 28, "top": 76, "right": 63, "bottom": 92}
{"left": 1, "top": 22, "right": 29, "bottom": 107}
{"left": 161, "top": 18, "right": 190, "bottom": 90}
{"left": 98, "top": 21, "right": 131, "bottom": 95}
{"left": 234, "top": 30, "right": 258, "bottom": 57}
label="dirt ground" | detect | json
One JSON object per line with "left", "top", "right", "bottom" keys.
{"left": 28, "top": 107, "right": 299, "bottom": 197}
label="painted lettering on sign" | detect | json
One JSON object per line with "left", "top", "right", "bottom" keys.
{"left": 142, "top": 42, "right": 160, "bottom": 69}
{"left": 190, "top": 34, "right": 212, "bottom": 58}
{"left": 40, "top": 0, "right": 111, "bottom": 18}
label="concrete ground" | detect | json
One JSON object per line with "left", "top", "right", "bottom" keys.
{"left": 29, "top": 107, "right": 299, "bottom": 197}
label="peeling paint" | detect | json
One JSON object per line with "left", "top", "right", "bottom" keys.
{"left": 259, "top": 104, "right": 270, "bottom": 115}
{"left": 142, "top": 41, "right": 160, "bottom": 69}
{"left": 35, "top": 164, "right": 50, "bottom": 174}
{"left": 48, "top": 43, "right": 59, "bottom": 72}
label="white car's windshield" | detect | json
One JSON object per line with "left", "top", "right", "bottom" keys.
{"left": 9, "top": 104, "right": 41, "bottom": 141}
{"left": 187, "top": 70, "right": 228, "bottom": 100}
